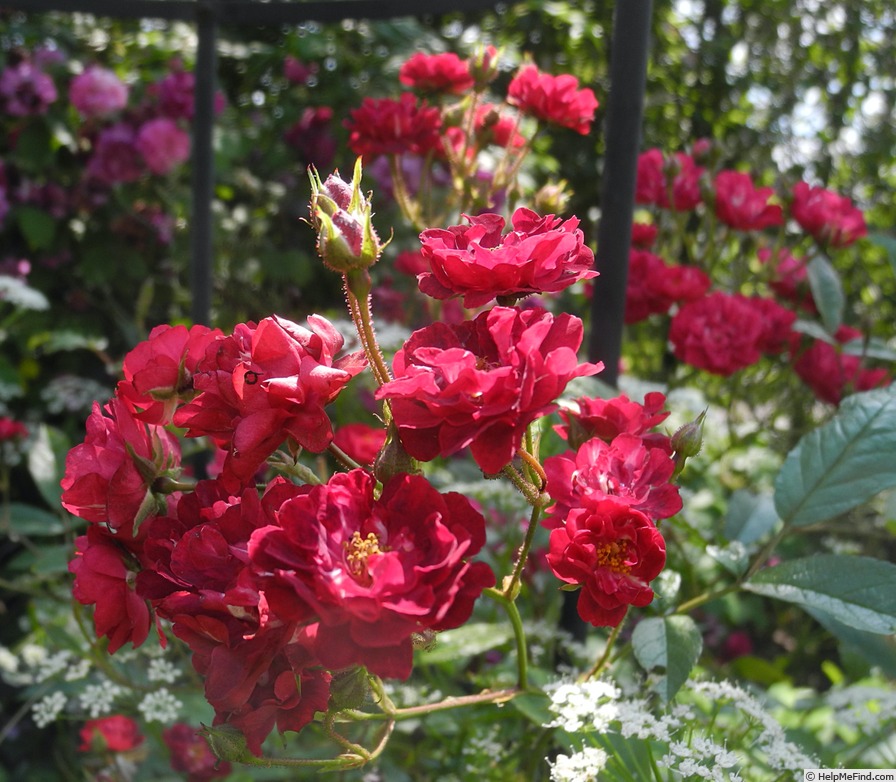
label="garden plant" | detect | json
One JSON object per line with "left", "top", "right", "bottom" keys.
{"left": 0, "top": 6, "right": 895, "bottom": 782}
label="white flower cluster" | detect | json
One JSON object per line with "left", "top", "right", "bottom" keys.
{"left": 0, "top": 644, "right": 91, "bottom": 687}
{"left": 825, "top": 683, "right": 896, "bottom": 732}
{"left": 662, "top": 737, "right": 742, "bottom": 781}
{"left": 32, "top": 691, "right": 67, "bottom": 728}
{"left": 79, "top": 681, "right": 125, "bottom": 719}
{"left": 549, "top": 746, "right": 609, "bottom": 782}
{"left": 147, "top": 657, "right": 181, "bottom": 684}
{"left": 138, "top": 688, "right": 182, "bottom": 723}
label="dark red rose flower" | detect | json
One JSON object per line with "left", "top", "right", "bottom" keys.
{"left": 61, "top": 397, "right": 180, "bottom": 531}
{"left": 399, "top": 51, "right": 474, "bottom": 94}
{"left": 547, "top": 498, "right": 666, "bottom": 627}
{"left": 713, "top": 170, "right": 783, "bottom": 231}
{"left": 345, "top": 93, "right": 443, "bottom": 157}
{"left": 118, "top": 323, "right": 223, "bottom": 425}
{"left": 669, "top": 292, "right": 765, "bottom": 375}
{"left": 376, "top": 306, "right": 603, "bottom": 474}
{"left": 473, "top": 103, "right": 527, "bottom": 149}
{"left": 792, "top": 325, "right": 891, "bottom": 405}
{"left": 0, "top": 416, "right": 28, "bottom": 441}
{"left": 173, "top": 315, "right": 366, "bottom": 484}
{"left": 544, "top": 434, "right": 682, "bottom": 529}
{"left": 635, "top": 148, "right": 666, "bottom": 206}
{"left": 790, "top": 181, "right": 867, "bottom": 248}
{"left": 631, "top": 222, "right": 658, "bottom": 248}
{"left": 746, "top": 295, "right": 797, "bottom": 354}
{"left": 635, "top": 149, "right": 704, "bottom": 211}
{"left": 163, "top": 723, "right": 232, "bottom": 782}
{"left": 507, "top": 64, "right": 598, "bottom": 135}
{"left": 758, "top": 247, "right": 817, "bottom": 313}
{"left": 417, "top": 207, "right": 597, "bottom": 307}
{"left": 249, "top": 470, "right": 494, "bottom": 680}
{"left": 332, "top": 422, "right": 387, "bottom": 467}
{"left": 283, "top": 106, "right": 337, "bottom": 171}
{"left": 69, "top": 526, "right": 153, "bottom": 654}
{"left": 556, "top": 391, "right": 671, "bottom": 451}
{"left": 625, "top": 249, "right": 710, "bottom": 324}
{"left": 79, "top": 715, "right": 145, "bottom": 753}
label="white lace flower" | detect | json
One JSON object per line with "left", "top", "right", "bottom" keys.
{"left": 32, "top": 691, "right": 67, "bottom": 728}
{"left": 549, "top": 746, "right": 609, "bottom": 782}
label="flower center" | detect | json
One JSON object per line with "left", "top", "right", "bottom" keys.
{"left": 595, "top": 540, "right": 631, "bottom": 574}
{"left": 344, "top": 530, "right": 388, "bottom": 585}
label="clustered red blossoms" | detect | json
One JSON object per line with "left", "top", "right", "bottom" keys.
{"left": 507, "top": 64, "right": 599, "bottom": 135}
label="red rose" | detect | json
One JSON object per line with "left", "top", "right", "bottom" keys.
{"left": 399, "top": 51, "right": 474, "bottom": 94}
{"left": 713, "top": 170, "right": 783, "bottom": 231}
{"left": 249, "top": 470, "right": 495, "bottom": 679}
{"left": 332, "top": 422, "right": 387, "bottom": 467}
{"left": 547, "top": 498, "right": 666, "bottom": 627}
{"left": 544, "top": 434, "right": 682, "bottom": 529}
{"left": 631, "top": 222, "right": 658, "bottom": 248}
{"left": 60, "top": 397, "right": 180, "bottom": 531}
{"left": 163, "top": 723, "right": 232, "bottom": 782}
{"left": 758, "top": 247, "right": 817, "bottom": 313}
{"left": 173, "top": 315, "right": 366, "bottom": 484}
{"left": 376, "top": 306, "right": 603, "bottom": 474}
{"left": 746, "top": 295, "right": 797, "bottom": 354}
{"left": 790, "top": 181, "right": 867, "bottom": 247}
{"left": 669, "top": 292, "right": 765, "bottom": 375}
{"left": 507, "top": 64, "right": 598, "bottom": 135}
{"left": 635, "top": 149, "right": 704, "bottom": 211}
{"left": 417, "top": 207, "right": 597, "bottom": 307}
{"left": 79, "top": 715, "right": 144, "bottom": 753}
{"left": 625, "top": 249, "right": 710, "bottom": 324}
{"left": 0, "top": 416, "right": 28, "bottom": 441}
{"left": 635, "top": 148, "right": 666, "bottom": 206}
{"left": 472, "top": 103, "right": 527, "bottom": 149}
{"left": 69, "top": 526, "right": 153, "bottom": 654}
{"left": 556, "top": 391, "right": 671, "bottom": 450}
{"left": 344, "top": 93, "right": 443, "bottom": 157}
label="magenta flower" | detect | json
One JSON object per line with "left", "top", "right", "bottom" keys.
{"left": 399, "top": 51, "right": 474, "bottom": 95}
{"left": 0, "top": 60, "right": 57, "bottom": 116}
{"left": 69, "top": 65, "right": 129, "bottom": 118}
{"left": 345, "top": 93, "right": 443, "bottom": 158}
{"left": 790, "top": 181, "right": 867, "bottom": 247}
{"left": 249, "top": 470, "right": 495, "bottom": 680}
{"left": 713, "top": 170, "right": 783, "bottom": 231}
{"left": 507, "top": 64, "right": 598, "bottom": 135}
{"left": 87, "top": 123, "right": 144, "bottom": 185}
{"left": 556, "top": 391, "right": 671, "bottom": 451}
{"left": 546, "top": 498, "right": 666, "bottom": 627}
{"left": 136, "top": 117, "right": 191, "bottom": 174}
{"left": 417, "top": 207, "right": 597, "bottom": 307}
{"left": 376, "top": 306, "right": 603, "bottom": 474}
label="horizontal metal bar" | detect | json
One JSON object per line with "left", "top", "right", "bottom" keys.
{"left": 3, "top": 0, "right": 501, "bottom": 23}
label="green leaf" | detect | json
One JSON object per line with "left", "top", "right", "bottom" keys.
{"left": 13, "top": 206, "right": 57, "bottom": 252}
{"left": 790, "top": 318, "right": 836, "bottom": 343}
{"left": 806, "top": 255, "right": 844, "bottom": 334}
{"left": 11, "top": 119, "right": 54, "bottom": 171}
{"left": 631, "top": 615, "right": 702, "bottom": 701}
{"left": 774, "top": 385, "right": 896, "bottom": 527}
{"left": 868, "top": 231, "right": 896, "bottom": 278}
{"left": 6, "top": 503, "right": 66, "bottom": 537}
{"left": 744, "top": 555, "right": 896, "bottom": 634}
{"left": 805, "top": 606, "right": 896, "bottom": 679}
{"left": 418, "top": 622, "right": 515, "bottom": 664}
{"left": 724, "top": 489, "right": 780, "bottom": 544}
{"left": 27, "top": 424, "right": 69, "bottom": 509}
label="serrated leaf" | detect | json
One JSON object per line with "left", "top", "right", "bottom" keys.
{"left": 774, "top": 385, "right": 896, "bottom": 527}
{"left": 631, "top": 615, "right": 702, "bottom": 701}
{"left": 806, "top": 255, "right": 844, "bottom": 334}
{"left": 418, "top": 622, "right": 515, "bottom": 664}
{"left": 724, "top": 489, "right": 780, "bottom": 544}
{"left": 744, "top": 555, "right": 896, "bottom": 634}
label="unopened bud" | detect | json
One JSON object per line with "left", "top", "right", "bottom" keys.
{"left": 671, "top": 409, "right": 706, "bottom": 478}
{"left": 328, "top": 666, "right": 372, "bottom": 711}
{"left": 198, "top": 724, "right": 254, "bottom": 764}
{"left": 309, "top": 157, "right": 385, "bottom": 273}
{"left": 373, "top": 421, "right": 421, "bottom": 483}
{"left": 533, "top": 180, "right": 571, "bottom": 216}
{"left": 469, "top": 44, "right": 500, "bottom": 89}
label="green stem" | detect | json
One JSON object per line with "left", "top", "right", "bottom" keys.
{"left": 344, "top": 271, "right": 392, "bottom": 387}
{"left": 581, "top": 614, "right": 626, "bottom": 681}
{"left": 674, "top": 583, "right": 739, "bottom": 615}
{"left": 484, "top": 587, "right": 529, "bottom": 689}
{"left": 338, "top": 686, "right": 519, "bottom": 723}
{"left": 501, "top": 462, "right": 544, "bottom": 508}
{"left": 505, "top": 501, "right": 543, "bottom": 601}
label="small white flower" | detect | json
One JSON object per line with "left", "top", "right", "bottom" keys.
{"left": 0, "top": 646, "right": 18, "bottom": 674}
{"left": 21, "top": 643, "right": 48, "bottom": 668}
{"left": 64, "top": 658, "right": 91, "bottom": 682}
{"left": 79, "top": 682, "right": 125, "bottom": 718}
{"left": 147, "top": 657, "right": 180, "bottom": 684}
{"left": 32, "top": 691, "right": 67, "bottom": 728}
{"left": 549, "top": 746, "right": 609, "bottom": 782}
{"left": 138, "top": 687, "right": 182, "bottom": 723}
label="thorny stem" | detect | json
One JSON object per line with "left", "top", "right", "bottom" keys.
{"left": 339, "top": 686, "right": 520, "bottom": 722}
{"left": 505, "top": 501, "right": 544, "bottom": 601}
{"left": 501, "top": 462, "right": 545, "bottom": 508}
{"left": 328, "top": 441, "right": 363, "bottom": 472}
{"left": 517, "top": 447, "right": 547, "bottom": 490}
{"left": 343, "top": 271, "right": 393, "bottom": 388}
{"left": 581, "top": 614, "right": 627, "bottom": 681}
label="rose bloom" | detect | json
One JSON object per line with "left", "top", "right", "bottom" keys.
{"left": 118, "top": 323, "right": 223, "bottom": 424}
{"left": 0, "top": 416, "right": 28, "bottom": 441}
{"left": 151, "top": 67, "right": 225, "bottom": 119}
{"left": 136, "top": 117, "right": 191, "bottom": 175}
{"left": 544, "top": 434, "right": 682, "bottom": 529}
{"left": 331, "top": 422, "right": 387, "bottom": 466}
{"left": 69, "top": 65, "right": 128, "bottom": 118}
{"left": 758, "top": 247, "right": 817, "bottom": 313}
{"left": 631, "top": 221, "right": 658, "bottom": 248}
{"left": 0, "top": 60, "right": 57, "bottom": 116}
{"left": 399, "top": 51, "right": 474, "bottom": 94}
{"left": 473, "top": 103, "right": 527, "bottom": 149}
{"left": 792, "top": 325, "right": 891, "bottom": 405}
{"left": 345, "top": 93, "right": 443, "bottom": 157}
{"left": 556, "top": 391, "right": 671, "bottom": 450}
{"left": 61, "top": 397, "right": 180, "bottom": 530}
{"left": 283, "top": 106, "right": 336, "bottom": 170}
{"left": 174, "top": 315, "right": 366, "bottom": 484}
{"left": 790, "top": 181, "right": 867, "bottom": 247}
{"left": 669, "top": 291, "right": 765, "bottom": 375}
{"left": 713, "top": 170, "right": 783, "bottom": 231}
{"left": 376, "top": 306, "right": 603, "bottom": 474}
{"left": 546, "top": 497, "right": 666, "bottom": 627}
{"left": 635, "top": 149, "right": 704, "bottom": 211}
{"left": 417, "top": 207, "right": 597, "bottom": 308}
{"left": 249, "top": 470, "right": 495, "bottom": 680}
{"left": 507, "top": 64, "right": 598, "bottom": 135}
{"left": 163, "top": 724, "right": 232, "bottom": 782}
{"left": 70, "top": 526, "right": 153, "bottom": 654}
{"left": 283, "top": 54, "right": 315, "bottom": 85}
{"left": 79, "top": 715, "right": 145, "bottom": 753}
{"left": 87, "top": 123, "right": 144, "bottom": 185}
{"left": 624, "top": 249, "right": 709, "bottom": 323}
{"left": 746, "top": 295, "right": 797, "bottom": 354}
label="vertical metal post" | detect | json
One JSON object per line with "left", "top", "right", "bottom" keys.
{"left": 189, "top": 1, "right": 219, "bottom": 326}
{"left": 588, "top": 0, "right": 654, "bottom": 381}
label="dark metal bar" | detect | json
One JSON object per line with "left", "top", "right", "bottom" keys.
{"left": 588, "top": 0, "right": 654, "bottom": 382}
{"left": 189, "top": 1, "right": 218, "bottom": 327}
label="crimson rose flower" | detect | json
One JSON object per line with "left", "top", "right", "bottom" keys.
{"left": 758, "top": 247, "right": 817, "bottom": 313}
{"left": 547, "top": 498, "right": 666, "bottom": 627}
{"left": 332, "top": 422, "right": 387, "bottom": 467}
{"left": 399, "top": 51, "right": 474, "bottom": 94}
{"left": 61, "top": 397, "right": 180, "bottom": 531}
{"left": 249, "top": 470, "right": 495, "bottom": 679}
{"left": 544, "top": 434, "right": 682, "bottom": 529}
{"left": 173, "top": 315, "right": 366, "bottom": 484}
{"left": 669, "top": 292, "right": 765, "bottom": 375}
{"left": 345, "top": 93, "right": 443, "bottom": 157}
{"left": 417, "top": 207, "right": 597, "bottom": 307}
{"left": 625, "top": 249, "right": 709, "bottom": 323}
{"left": 507, "top": 64, "right": 598, "bottom": 135}
{"left": 790, "top": 181, "right": 867, "bottom": 247}
{"left": 556, "top": 391, "right": 671, "bottom": 451}
{"left": 746, "top": 295, "right": 797, "bottom": 354}
{"left": 635, "top": 149, "right": 704, "bottom": 211}
{"left": 69, "top": 526, "right": 153, "bottom": 654}
{"left": 376, "top": 306, "right": 603, "bottom": 474}
{"left": 713, "top": 170, "right": 783, "bottom": 231}
{"left": 163, "top": 724, "right": 232, "bottom": 782}
{"left": 79, "top": 715, "right": 144, "bottom": 753}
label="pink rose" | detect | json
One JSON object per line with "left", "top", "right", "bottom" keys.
{"left": 136, "top": 118, "right": 191, "bottom": 174}
{"left": 69, "top": 65, "right": 128, "bottom": 118}
{"left": 507, "top": 64, "right": 598, "bottom": 135}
